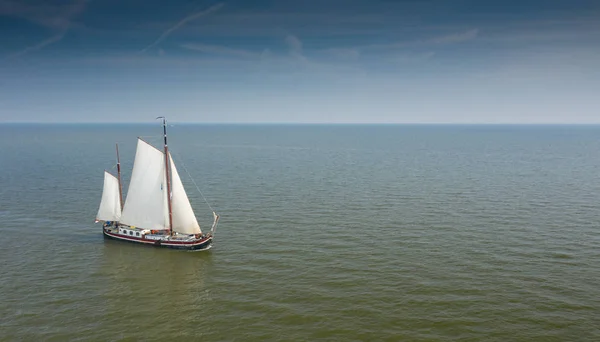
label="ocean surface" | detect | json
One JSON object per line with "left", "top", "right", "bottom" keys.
{"left": 0, "top": 124, "right": 599, "bottom": 341}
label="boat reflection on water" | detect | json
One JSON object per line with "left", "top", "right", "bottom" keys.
{"left": 97, "top": 239, "right": 215, "bottom": 339}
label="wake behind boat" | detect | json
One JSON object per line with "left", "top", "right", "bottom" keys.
{"left": 95, "top": 117, "right": 219, "bottom": 251}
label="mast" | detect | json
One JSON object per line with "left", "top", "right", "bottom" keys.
{"left": 115, "top": 143, "right": 124, "bottom": 211}
{"left": 158, "top": 117, "right": 174, "bottom": 235}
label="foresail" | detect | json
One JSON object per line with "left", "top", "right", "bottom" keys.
{"left": 96, "top": 171, "right": 122, "bottom": 222}
{"left": 120, "top": 139, "right": 169, "bottom": 230}
{"left": 169, "top": 153, "right": 201, "bottom": 235}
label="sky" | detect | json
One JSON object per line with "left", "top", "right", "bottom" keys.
{"left": 0, "top": 0, "right": 599, "bottom": 123}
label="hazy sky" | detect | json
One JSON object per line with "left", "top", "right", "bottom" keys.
{"left": 0, "top": 0, "right": 599, "bottom": 123}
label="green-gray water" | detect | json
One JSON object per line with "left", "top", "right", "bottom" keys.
{"left": 1, "top": 124, "right": 599, "bottom": 341}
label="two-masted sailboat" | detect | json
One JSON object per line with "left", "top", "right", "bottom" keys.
{"left": 95, "top": 117, "right": 219, "bottom": 251}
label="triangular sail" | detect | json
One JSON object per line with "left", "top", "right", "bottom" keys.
{"left": 96, "top": 171, "right": 122, "bottom": 222}
{"left": 169, "top": 153, "right": 201, "bottom": 235}
{"left": 120, "top": 139, "right": 169, "bottom": 230}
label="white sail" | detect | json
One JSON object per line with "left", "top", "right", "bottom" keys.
{"left": 169, "top": 153, "right": 201, "bottom": 235}
{"left": 120, "top": 139, "right": 169, "bottom": 230}
{"left": 96, "top": 171, "right": 122, "bottom": 222}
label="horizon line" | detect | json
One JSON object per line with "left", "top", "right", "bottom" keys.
{"left": 2, "top": 122, "right": 600, "bottom": 126}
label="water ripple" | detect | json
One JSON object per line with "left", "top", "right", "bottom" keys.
{"left": 1, "top": 125, "right": 600, "bottom": 340}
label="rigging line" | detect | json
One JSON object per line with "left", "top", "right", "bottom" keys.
{"left": 170, "top": 150, "right": 216, "bottom": 214}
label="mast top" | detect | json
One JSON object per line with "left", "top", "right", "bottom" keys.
{"left": 157, "top": 116, "right": 173, "bottom": 235}
{"left": 156, "top": 116, "right": 168, "bottom": 146}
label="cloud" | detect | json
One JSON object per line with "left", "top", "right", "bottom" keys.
{"left": 285, "top": 35, "right": 302, "bottom": 53}
{"left": 387, "top": 51, "right": 436, "bottom": 64}
{"left": 428, "top": 28, "right": 479, "bottom": 44}
{"left": 0, "top": 0, "right": 84, "bottom": 30}
{"left": 323, "top": 48, "right": 361, "bottom": 60}
{"left": 285, "top": 34, "right": 307, "bottom": 62}
{"left": 1, "top": 0, "right": 85, "bottom": 58}
{"left": 478, "top": 29, "right": 600, "bottom": 44}
{"left": 141, "top": 3, "right": 224, "bottom": 53}
{"left": 314, "top": 28, "right": 477, "bottom": 62}
{"left": 180, "top": 43, "right": 260, "bottom": 58}
{"left": 260, "top": 48, "right": 272, "bottom": 59}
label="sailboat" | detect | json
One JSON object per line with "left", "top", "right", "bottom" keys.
{"left": 95, "top": 117, "right": 219, "bottom": 251}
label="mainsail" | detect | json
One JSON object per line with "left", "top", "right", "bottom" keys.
{"left": 96, "top": 171, "right": 122, "bottom": 222}
{"left": 119, "top": 138, "right": 201, "bottom": 234}
{"left": 169, "top": 153, "right": 201, "bottom": 235}
{"left": 120, "top": 139, "right": 169, "bottom": 230}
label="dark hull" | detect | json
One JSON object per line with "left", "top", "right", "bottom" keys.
{"left": 103, "top": 228, "right": 213, "bottom": 251}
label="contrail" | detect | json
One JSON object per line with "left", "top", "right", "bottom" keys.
{"left": 6, "top": 32, "right": 66, "bottom": 59}
{"left": 3, "top": 0, "right": 86, "bottom": 59}
{"left": 141, "top": 2, "right": 224, "bottom": 53}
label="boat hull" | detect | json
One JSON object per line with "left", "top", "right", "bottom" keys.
{"left": 102, "top": 228, "right": 213, "bottom": 251}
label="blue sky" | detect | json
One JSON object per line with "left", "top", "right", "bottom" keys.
{"left": 0, "top": 0, "right": 599, "bottom": 123}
